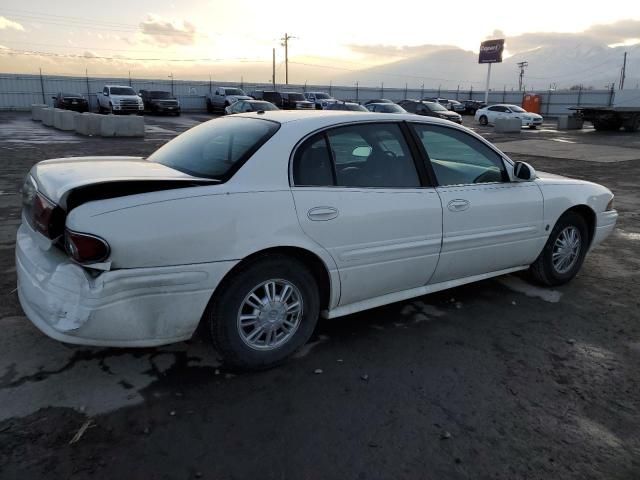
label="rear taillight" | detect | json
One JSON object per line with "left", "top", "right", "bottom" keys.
{"left": 23, "top": 182, "right": 65, "bottom": 239}
{"left": 64, "top": 230, "right": 110, "bottom": 264}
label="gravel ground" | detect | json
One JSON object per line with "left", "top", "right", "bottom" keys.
{"left": 0, "top": 112, "right": 638, "bottom": 480}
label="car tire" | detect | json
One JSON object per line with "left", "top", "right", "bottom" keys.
{"left": 529, "top": 125, "right": 537, "bottom": 129}
{"left": 529, "top": 211, "right": 589, "bottom": 286}
{"left": 479, "top": 115, "right": 488, "bottom": 125}
{"left": 207, "top": 255, "right": 320, "bottom": 370}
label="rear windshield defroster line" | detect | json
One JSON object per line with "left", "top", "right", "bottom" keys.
{"left": 148, "top": 117, "right": 280, "bottom": 182}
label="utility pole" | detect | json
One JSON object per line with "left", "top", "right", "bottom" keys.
{"left": 169, "top": 73, "right": 174, "bottom": 96}
{"left": 281, "top": 33, "right": 297, "bottom": 85}
{"left": 619, "top": 51, "right": 627, "bottom": 90}
{"left": 517, "top": 61, "right": 528, "bottom": 91}
{"left": 272, "top": 48, "right": 276, "bottom": 89}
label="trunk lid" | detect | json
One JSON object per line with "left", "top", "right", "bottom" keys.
{"left": 31, "top": 156, "right": 209, "bottom": 208}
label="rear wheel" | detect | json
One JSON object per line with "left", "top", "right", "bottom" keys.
{"left": 479, "top": 115, "right": 488, "bottom": 125}
{"left": 593, "top": 118, "right": 622, "bottom": 131}
{"left": 206, "top": 100, "right": 214, "bottom": 113}
{"left": 207, "top": 255, "right": 320, "bottom": 370}
{"left": 529, "top": 211, "right": 589, "bottom": 286}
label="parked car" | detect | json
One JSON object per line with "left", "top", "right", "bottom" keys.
{"left": 447, "top": 99, "right": 466, "bottom": 113}
{"left": 365, "top": 103, "right": 407, "bottom": 113}
{"left": 475, "top": 104, "right": 543, "bottom": 129}
{"left": 280, "top": 92, "right": 314, "bottom": 110}
{"left": 249, "top": 90, "right": 278, "bottom": 103}
{"left": 398, "top": 100, "right": 462, "bottom": 123}
{"left": 423, "top": 97, "right": 452, "bottom": 109}
{"left": 461, "top": 99, "right": 487, "bottom": 115}
{"left": 139, "top": 90, "right": 180, "bottom": 116}
{"left": 206, "top": 87, "right": 251, "bottom": 113}
{"left": 52, "top": 92, "right": 88, "bottom": 113}
{"left": 326, "top": 101, "right": 369, "bottom": 112}
{"left": 97, "top": 85, "right": 144, "bottom": 115}
{"left": 16, "top": 111, "right": 617, "bottom": 369}
{"left": 364, "top": 99, "right": 394, "bottom": 105}
{"left": 304, "top": 92, "right": 338, "bottom": 109}
{"left": 225, "top": 100, "right": 279, "bottom": 114}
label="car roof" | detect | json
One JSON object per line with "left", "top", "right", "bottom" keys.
{"left": 233, "top": 110, "right": 460, "bottom": 128}
{"left": 105, "top": 85, "right": 133, "bottom": 88}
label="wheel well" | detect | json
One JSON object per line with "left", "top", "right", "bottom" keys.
{"left": 214, "top": 247, "right": 332, "bottom": 312}
{"left": 564, "top": 205, "right": 596, "bottom": 246}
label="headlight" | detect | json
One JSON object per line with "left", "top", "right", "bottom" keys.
{"left": 606, "top": 197, "right": 614, "bottom": 211}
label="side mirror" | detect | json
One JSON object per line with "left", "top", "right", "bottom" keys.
{"left": 103, "top": 91, "right": 109, "bottom": 96}
{"left": 513, "top": 161, "right": 536, "bottom": 181}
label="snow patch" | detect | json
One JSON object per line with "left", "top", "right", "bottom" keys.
{"left": 498, "top": 275, "right": 562, "bottom": 303}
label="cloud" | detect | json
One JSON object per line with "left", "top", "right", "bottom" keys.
{"left": 506, "top": 19, "right": 640, "bottom": 52}
{"left": 139, "top": 15, "right": 196, "bottom": 46}
{"left": 0, "top": 16, "right": 24, "bottom": 31}
{"left": 348, "top": 43, "right": 461, "bottom": 58}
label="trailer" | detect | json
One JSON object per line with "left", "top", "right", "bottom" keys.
{"left": 570, "top": 90, "right": 640, "bottom": 132}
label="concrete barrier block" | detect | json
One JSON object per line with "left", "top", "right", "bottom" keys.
{"left": 557, "top": 115, "right": 584, "bottom": 130}
{"left": 41, "top": 108, "right": 54, "bottom": 126}
{"left": 494, "top": 118, "right": 522, "bottom": 133}
{"left": 31, "top": 104, "right": 48, "bottom": 121}
{"left": 55, "top": 110, "right": 78, "bottom": 131}
{"left": 74, "top": 113, "right": 102, "bottom": 136}
{"left": 100, "top": 114, "right": 145, "bottom": 137}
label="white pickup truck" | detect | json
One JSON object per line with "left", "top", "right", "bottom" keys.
{"left": 205, "top": 86, "right": 251, "bottom": 113}
{"left": 97, "top": 85, "right": 144, "bottom": 114}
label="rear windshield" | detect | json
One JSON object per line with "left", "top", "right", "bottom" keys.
{"left": 148, "top": 117, "right": 279, "bottom": 180}
{"left": 110, "top": 87, "right": 136, "bottom": 95}
{"left": 224, "top": 88, "right": 245, "bottom": 96}
{"left": 286, "top": 93, "right": 305, "bottom": 101}
{"left": 378, "top": 104, "right": 405, "bottom": 113}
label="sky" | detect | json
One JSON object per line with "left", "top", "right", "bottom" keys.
{"left": 0, "top": 0, "right": 639, "bottom": 84}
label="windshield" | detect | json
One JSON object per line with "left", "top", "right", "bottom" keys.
{"left": 508, "top": 105, "right": 526, "bottom": 113}
{"left": 110, "top": 87, "right": 136, "bottom": 96}
{"left": 379, "top": 104, "right": 406, "bottom": 113}
{"left": 314, "top": 93, "right": 330, "bottom": 99}
{"left": 224, "top": 88, "right": 245, "bottom": 96}
{"left": 425, "top": 102, "right": 447, "bottom": 112}
{"left": 150, "top": 91, "right": 172, "bottom": 99}
{"left": 149, "top": 117, "right": 279, "bottom": 180}
{"left": 250, "top": 101, "right": 278, "bottom": 111}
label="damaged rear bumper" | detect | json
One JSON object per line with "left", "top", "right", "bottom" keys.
{"left": 16, "top": 223, "right": 237, "bottom": 347}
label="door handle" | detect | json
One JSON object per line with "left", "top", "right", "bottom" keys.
{"left": 447, "top": 199, "right": 470, "bottom": 212}
{"left": 308, "top": 206, "right": 339, "bottom": 221}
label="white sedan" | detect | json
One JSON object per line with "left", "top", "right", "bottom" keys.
{"left": 475, "top": 104, "right": 544, "bottom": 128}
{"left": 16, "top": 111, "right": 617, "bottom": 369}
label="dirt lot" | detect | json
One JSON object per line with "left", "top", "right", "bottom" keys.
{"left": 0, "top": 112, "right": 639, "bottom": 480}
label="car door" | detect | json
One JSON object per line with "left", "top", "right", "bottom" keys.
{"left": 290, "top": 122, "right": 443, "bottom": 307}
{"left": 410, "top": 122, "right": 545, "bottom": 283}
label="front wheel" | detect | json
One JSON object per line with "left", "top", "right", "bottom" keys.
{"left": 529, "top": 212, "right": 589, "bottom": 286}
{"left": 479, "top": 115, "right": 488, "bottom": 125}
{"left": 529, "top": 125, "right": 537, "bottom": 129}
{"left": 207, "top": 255, "right": 320, "bottom": 370}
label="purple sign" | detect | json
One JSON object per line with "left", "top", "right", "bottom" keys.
{"left": 479, "top": 39, "right": 505, "bottom": 64}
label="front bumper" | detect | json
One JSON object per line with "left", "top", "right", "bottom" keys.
{"left": 591, "top": 210, "right": 618, "bottom": 249}
{"left": 521, "top": 117, "right": 543, "bottom": 127}
{"left": 16, "top": 223, "right": 237, "bottom": 347}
